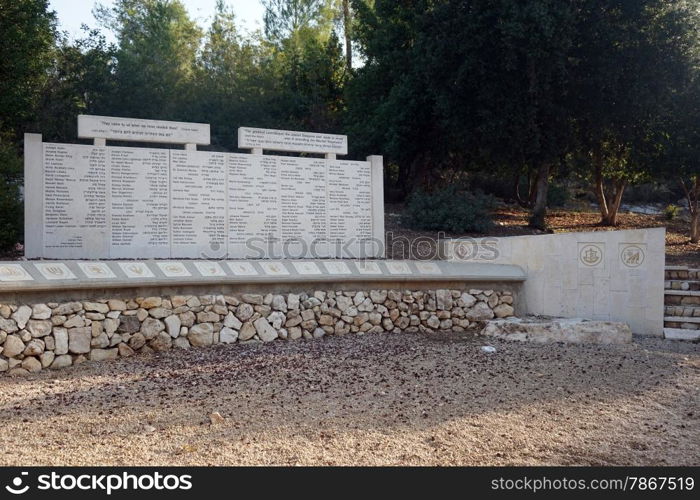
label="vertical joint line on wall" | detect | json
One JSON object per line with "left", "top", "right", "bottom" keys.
{"left": 168, "top": 149, "right": 173, "bottom": 259}
{"left": 24, "top": 133, "right": 44, "bottom": 258}
{"left": 367, "top": 155, "right": 385, "bottom": 258}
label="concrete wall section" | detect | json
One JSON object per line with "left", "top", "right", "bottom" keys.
{"left": 24, "top": 134, "right": 43, "bottom": 259}
{"left": 444, "top": 228, "right": 665, "bottom": 336}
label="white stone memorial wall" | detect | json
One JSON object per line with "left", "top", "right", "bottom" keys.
{"left": 26, "top": 134, "right": 382, "bottom": 260}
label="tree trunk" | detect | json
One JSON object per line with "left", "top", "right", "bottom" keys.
{"left": 513, "top": 174, "right": 523, "bottom": 205}
{"left": 527, "top": 171, "right": 538, "bottom": 207}
{"left": 342, "top": 0, "right": 352, "bottom": 73}
{"left": 514, "top": 173, "right": 530, "bottom": 208}
{"left": 394, "top": 162, "right": 412, "bottom": 201}
{"left": 681, "top": 176, "right": 700, "bottom": 243}
{"left": 593, "top": 151, "right": 609, "bottom": 222}
{"left": 601, "top": 178, "right": 627, "bottom": 226}
{"left": 529, "top": 163, "right": 550, "bottom": 230}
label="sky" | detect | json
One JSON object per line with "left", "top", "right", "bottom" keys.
{"left": 48, "top": 0, "right": 266, "bottom": 42}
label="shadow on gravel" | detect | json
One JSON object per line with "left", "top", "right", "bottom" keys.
{"left": 1, "top": 331, "right": 697, "bottom": 436}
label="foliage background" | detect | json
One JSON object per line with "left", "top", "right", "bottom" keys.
{"left": 1, "top": 0, "right": 699, "bottom": 248}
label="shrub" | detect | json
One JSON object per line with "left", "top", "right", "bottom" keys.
{"left": 404, "top": 187, "right": 495, "bottom": 233}
{"left": 547, "top": 182, "right": 571, "bottom": 208}
{"left": 0, "top": 143, "right": 23, "bottom": 251}
{"left": 664, "top": 204, "right": 681, "bottom": 220}
{"left": 625, "top": 182, "right": 676, "bottom": 204}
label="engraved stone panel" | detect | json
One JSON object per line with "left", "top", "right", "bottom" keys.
{"left": 327, "top": 160, "right": 373, "bottom": 258}
{"left": 238, "top": 127, "right": 347, "bottom": 155}
{"left": 415, "top": 262, "right": 442, "bottom": 274}
{"left": 43, "top": 143, "right": 108, "bottom": 258}
{"left": 34, "top": 263, "right": 76, "bottom": 280}
{"left": 226, "top": 261, "right": 258, "bottom": 276}
{"left": 260, "top": 261, "right": 290, "bottom": 276}
{"left": 0, "top": 264, "right": 34, "bottom": 282}
{"left": 33, "top": 128, "right": 380, "bottom": 260}
{"left": 171, "top": 151, "right": 226, "bottom": 258}
{"left": 77, "top": 262, "right": 116, "bottom": 279}
{"left": 354, "top": 261, "right": 382, "bottom": 275}
{"left": 193, "top": 261, "right": 226, "bottom": 277}
{"left": 385, "top": 261, "right": 412, "bottom": 274}
{"left": 292, "top": 261, "right": 322, "bottom": 275}
{"left": 323, "top": 261, "right": 351, "bottom": 275}
{"left": 228, "top": 154, "right": 280, "bottom": 258}
{"left": 78, "top": 115, "right": 210, "bottom": 145}
{"left": 619, "top": 244, "right": 646, "bottom": 269}
{"left": 279, "top": 157, "right": 329, "bottom": 258}
{"left": 578, "top": 243, "right": 605, "bottom": 269}
{"left": 109, "top": 147, "right": 169, "bottom": 258}
{"left": 118, "top": 262, "right": 155, "bottom": 279}
{"left": 157, "top": 261, "right": 191, "bottom": 277}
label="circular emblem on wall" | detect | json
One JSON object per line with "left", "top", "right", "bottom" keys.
{"left": 621, "top": 244, "right": 645, "bottom": 268}
{"left": 579, "top": 244, "right": 603, "bottom": 267}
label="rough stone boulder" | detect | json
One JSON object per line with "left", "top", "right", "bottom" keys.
{"left": 480, "top": 317, "right": 632, "bottom": 344}
{"left": 253, "top": 317, "right": 278, "bottom": 342}
{"left": 188, "top": 323, "right": 214, "bottom": 347}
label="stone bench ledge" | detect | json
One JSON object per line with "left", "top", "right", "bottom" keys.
{"left": 0, "top": 260, "right": 526, "bottom": 293}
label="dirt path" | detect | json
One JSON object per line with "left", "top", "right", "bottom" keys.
{"left": 0, "top": 332, "right": 697, "bottom": 466}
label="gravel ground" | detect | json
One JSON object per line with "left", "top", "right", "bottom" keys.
{"left": 0, "top": 331, "right": 698, "bottom": 466}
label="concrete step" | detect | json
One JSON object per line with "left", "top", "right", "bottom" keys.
{"left": 664, "top": 328, "right": 700, "bottom": 341}
{"left": 664, "top": 289, "right": 700, "bottom": 296}
{"left": 664, "top": 267, "right": 700, "bottom": 280}
{"left": 664, "top": 316, "right": 700, "bottom": 324}
{"left": 665, "top": 305, "right": 700, "bottom": 317}
{"left": 665, "top": 293, "right": 700, "bottom": 306}
{"left": 664, "top": 280, "right": 700, "bottom": 291}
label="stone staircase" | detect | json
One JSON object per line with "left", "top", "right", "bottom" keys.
{"left": 664, "top": 266, "right": 700, "bottom": 341}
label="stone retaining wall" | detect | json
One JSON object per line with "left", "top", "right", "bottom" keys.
{"left": 0, "top": 288, "right": 515, "bottom": 375}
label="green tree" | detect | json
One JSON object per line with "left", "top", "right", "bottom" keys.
{"left": 262, "top": 0, "right": 336, "bottom": 49}
{"left": 349, "top": 0, "right": 575, "bottom": 228}
{"left": 425, "top": 0, "right": 576, "bottom": 229}
{"left": 346, "top": 0, "right": 437, "bottom": 200}
{"left": 0, "top": 0, "right": 57, "bottom": 135}
{"left": 570, "top": 0, "right": 696, "bottom": 226}
{"left": 35, "top": 28, "right": 116, "bottom": 142}
{"left": 95, "top": 0, "right": 201, "bottom": 120}
{"left": 0, "top": 0, "right": 57, "bottom": 249}
{"left": 274, "top": 30, "right": 346, "bottom": 131}
{"left": 660, "top": 70, "right": 700, "bottom": 241}
{"left": 194, "top": 0, "right": 278, "bottom": 148}
{"left": 263, "top": 0, "right": 346, "bottom": 133}
{"left": 341, "top": 0, "right": 353, "bottom": 72}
